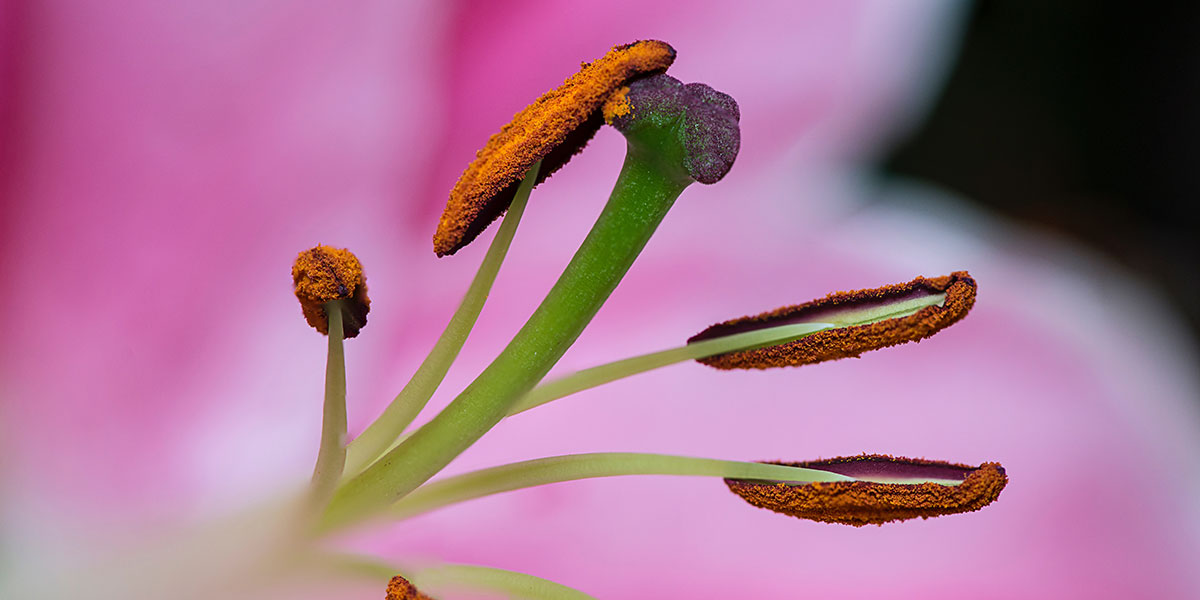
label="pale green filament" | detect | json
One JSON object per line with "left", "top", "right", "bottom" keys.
{"left": 308, "top": 301, "right": 347, "bottom": 510}
{"left": 414, "top": 565, "right": 597, "bottom": 600}
{"left": 326, "top": 554, "right": 597, "bottom": 600}
{"left": 510, "top": 291, "right": 948, "bottom": 415}
{"left": 343, "top": 162, "right": 542, "bottom": 477}
{"left": 388, "top": 452, "right": 853, "bottom": 520}
{"left": 509, "top": 322, "right": 834, "bottom": 415}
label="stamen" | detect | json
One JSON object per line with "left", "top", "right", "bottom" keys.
{"left": 386, "top": 575, "right": 435, "bottom": 600}
{"left": 388, "top": 452, "right": 851, "bottom": 521}
{"left": 689, "top": 271, "right": 976, "bottom": 369}
{"left": 508, "top": 322, "right": 832, "bottom": 415}
{"left": 726, "top": 454, "right": 1007, "bottom": 526}
{"left": 435, "top": 40, "right": 676, "bottom": 256}
{"left": 292, "top": 245, "right": 370, "bottom": 337}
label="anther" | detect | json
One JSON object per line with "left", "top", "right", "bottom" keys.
{"left": 386, "top": 575, "right": 435, "bottom": 600}
{"left": 435, "top": 40, "right": 677, "bottom": 257}
{"left": 726, "top": 454, "right": 1007, "bottom": 526}
{"left": 292, "top": 245, "right": 370, "bottom": 337}
{"left": 690, "top": 272, "right": 976, "bottom": 369}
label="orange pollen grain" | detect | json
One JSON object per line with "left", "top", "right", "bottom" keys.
{"left": 690, "top": 271, "right": 977, "bottom": 369}
{"left": 386, "top": 575, "right": 435, "bottom": 600}
{"left": 725, "top": 455, "right": 1007, "bottom": 526}
{"left": 291, "top": 245, "right": 370, "bottom": 338}
{"left": 434, "top": 40, "right": 676, "bottom": 257}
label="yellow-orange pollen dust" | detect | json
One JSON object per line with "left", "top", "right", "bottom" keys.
{"left": 602, "top": 86, "right": 632, "bottom": 123}
{"left": 434, "top": 40, "right": 676, "bottom": 257}
{"left": 291, "top": 245, "right": 370, "bottom": 338}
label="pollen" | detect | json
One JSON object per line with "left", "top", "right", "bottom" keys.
{"left": 292, "top": 245, "right": 370, "bottom": 338}
{"left": 602, "top": 86, "right": 632, "bottom": 122}
{"left": 386, "top": 575, "right": 435, "bottom": 600}
{"left": 434, "top": 40, "right": 676, "bottom": 257}
{"left": 726, "top": 455, "right": 1007, "bottom": 526}
{"left": 689, "top": 271, "right": 976, "bottom": 369}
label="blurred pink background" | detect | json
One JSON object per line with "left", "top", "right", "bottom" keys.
{"left": 3, "top": 1, "right": 1199, "bottom": 599}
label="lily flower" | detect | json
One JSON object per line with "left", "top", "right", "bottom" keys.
{"left": 2, "top": 2, "right": 1199, "bottom": 600}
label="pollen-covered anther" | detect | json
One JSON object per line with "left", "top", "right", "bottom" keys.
{"left": 689, "top": 271, "right": 976, "bottom": 369}
{"left": 435, "top": 40, "right": 677, "bottom": 257}
{"left": 726, "top": 454, "right": 1007, "bottom": 526}
{"left": 386, "top": 575, "right": 435, "bottom": 600}
{"left": 292, "top": 245, "right": 370, "bottom": 338}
